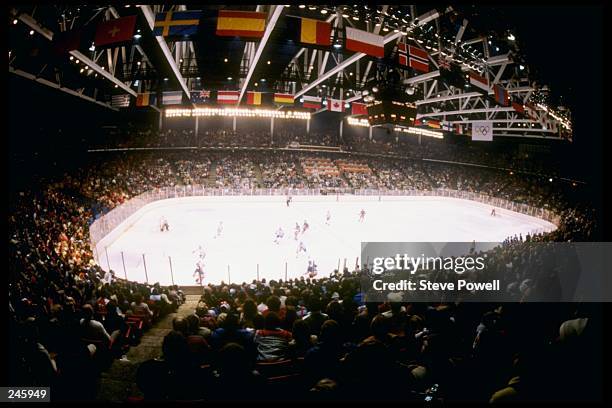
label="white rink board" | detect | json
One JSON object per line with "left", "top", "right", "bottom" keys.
{"left": 96, "top": 195, "right": 556, "bottom": 285}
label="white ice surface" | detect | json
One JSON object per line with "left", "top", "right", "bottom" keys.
{"left": 97, "top": 196, "right": 555, "bottom": 285}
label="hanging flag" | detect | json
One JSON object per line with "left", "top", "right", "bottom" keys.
{"left": 216, "top": 10, "right": 266, "bottom": 38}
{"left": 162, "top": 91, "right": 183, "bottom": 105}
{"left": 438, "top": 54, "right": 451, "bottom": 71}
{"left": 217, "top": 90, "right": 240, "bottom": 104}
{"left": 426, "top": 119, "right": 441, "bottom": 129}
{"left": 136, "top": 92, "right": 157, "bottom": 107}
{"left": 493, "top": 84, "right": 509, "bottom": 106}
{"left": 454, "top": 124, "right": 463, "bottom": 134}
{"left": 190, "top": 90, "right": 211, "bottom": 104}
{"left": 302, "top": 95, "right": 322, "bottom": 110}
{"left": 94, "top": 15, "right": 137, "bottom": 47}
{"left": 345, "top": 27, "right": 384, "bottom": 58}
{"left": 247, "top": 91, "right": 262, "bottom": 105}
{"left": 413, "top": 118, "right": 423, "bottom": 126}
{"left": 472, "top": 121, "right": 493, "bottom": 141}
{"left": 274, "top": 93, "right": 294, "bottom": 105}
{"left": 51, "top": 29, "right": 82, "bottom": 57}
{"left": 469, "top": 71, "right": 489, "bottom": 92}
{"left": 154, "top": 11, "right": 202, "bottom": 37}
{"left": 406, "top": 45, "right": 430, "bottom": 73}
{"left": 442, "top": 121, "right": 453, "bottom": 131}
{"left": 351, "top": 102, "right": 368, "bottom": 116}
{"left": 328, "top": 98, "right": 344, "bottom": 112}
{"left": 512, "top": 101, "right": 524, "bottom": 114}
{"left": 111, "top": 94, "right": 130, "bottom": 108}
{"left": 300, "top": 18, "right": 331, "bottom": 46}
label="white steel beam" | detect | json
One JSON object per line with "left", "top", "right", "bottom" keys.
{"left": 15, "top": 12, "right": 136, "bottom": 97}
{"left": 10, "top": 66, "right": 118, "bottom": 110}
{"left": 139, "top": 5, "right": 190, "bottom": 98}
{"left": 238, "top": 5, "right": 284, "bottom": 104}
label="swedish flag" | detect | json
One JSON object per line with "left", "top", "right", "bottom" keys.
{"left": 154, "top": 11, "right": 202, "bottom": 37}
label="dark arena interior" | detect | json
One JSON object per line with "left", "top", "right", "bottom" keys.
{"left": 7, "top": 4, "right": 609, "bottom": 405}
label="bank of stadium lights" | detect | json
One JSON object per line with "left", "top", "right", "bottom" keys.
{"left": 347, "top": 117, "right": 370, "bottom": 127}
{"left": 394, "top": 126, "right": 444, "bottom": 139}
{"left": 166, "top": 108, "right": 311, "bottom": 120}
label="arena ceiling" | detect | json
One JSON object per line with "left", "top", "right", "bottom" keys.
{"left": 9, "top": 4, "right": 572, "bottom": 139}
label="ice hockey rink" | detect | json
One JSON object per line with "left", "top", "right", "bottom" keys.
{"left": 95, "top": 195, "right": 556, "bottom": 286}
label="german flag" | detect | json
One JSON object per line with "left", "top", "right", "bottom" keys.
{"left": 274, "top": 93, "right": 294, "bottom": 105}
{"left": 247, "top": 91, "right": 262, "bottom": 105}
{"left": 216, "top": 10, "right": 266, "bottom": 38}
{"left": 300, "top": 18, "right": 331, "bottom": 46}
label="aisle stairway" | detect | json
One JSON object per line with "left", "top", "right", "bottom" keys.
{"left": 95, "top": 295, "right": 201, "bottom": 402}
{"left": 207, "top": 160, "right": 217, "bottom": 187}
{"left": 253, "top": 162, "right": 264, "bottom": 187}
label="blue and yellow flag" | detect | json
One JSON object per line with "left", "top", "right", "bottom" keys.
{"left": 154, "top": 11, "right": 202, "bottom": 37}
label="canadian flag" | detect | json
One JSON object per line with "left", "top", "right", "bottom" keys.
{"left": 328, "top": 98, "right": 344, "bottom": 112}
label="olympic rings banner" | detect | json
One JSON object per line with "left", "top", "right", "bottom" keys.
{"left": 471, "top": 121, "right": 493, "bottom": 141}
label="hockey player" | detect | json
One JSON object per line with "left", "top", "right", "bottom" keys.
{"left": 274, "top": 226, "right": 284, "bottom": 244}
{"left": 294, "top": 222, "right": 301, "bottom": 240}
{"left": 306, "top": 260, "right": 318, "bottom": 278}
{"left": 325, "top": 210, "right": 331, "bottom": 225}
{"left": 286, "top": 196, "right": 292, "bottom": 207}
{"left": 302, "top": 220, "right": 309, "bottom": 234}
{"left": 296, "top": 241, "right": 307, "bottom": 257}
{"left": 160, "top": 216, "right": 170, "bottom": 232}
{"left": 214, "top": 221, "right": 224, "bottom": 239}
{"left": 359, "top": 209, "right": 366, "bottom": 222}
{"left": 491, "top": 208, "right": 496, "bottom": 217}
{"left": 193, "top": 260, "right": 205, "bottom": 286}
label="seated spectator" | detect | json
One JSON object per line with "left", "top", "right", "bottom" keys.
{"left": 254, "top": 312, "right": 292, "bottom": 361}
{"left": 210, "top": 343, "right": 265, "bottom": 401}
{"left": 288, "top": 319, "right": 317, "bottom": 359}
{"left": 303, "top": 296, "right": 329, "bottom": 336}
{"left": 80, "top": 304, "right": 114, "bottom": 348}
{"left": 130, "top": 294, "right": 154, "bottom": 326}
{"left": 303, "top": 320, "right": 345, "bottom": 386}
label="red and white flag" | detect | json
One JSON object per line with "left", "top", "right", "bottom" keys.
{"left": 217, "top": 90, "right": 239, "bottom": 104}
{"left": 401, "top": 44, "right": 430, "bottom": 73}
{"left": 328, "top": 98, "right": 344, "bottom": 112}
{"left": 469, "top": 71, "right": 489, "bottom": 92}
{"left": 351, "top": 102, "right": 368, "bottom": 116}
{"left": 345, "top": 27, "right": 384, "bottom": 58}
{"left": 302, "top": 95, "right": 322, "bottom": 110}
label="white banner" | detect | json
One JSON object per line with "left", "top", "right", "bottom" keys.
{"left": 471, "top": 121, "right": 493, "bottom": 141}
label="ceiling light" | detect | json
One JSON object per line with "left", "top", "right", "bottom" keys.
{"left": 383, "top": 26, "right": 389, "bottom": 32}
{"left": 164, "top": 77, "right": 168, "bottom": 81}
{"left": 519, "top": 64, "right": 525, "bottom": 70}
{"left": 89, "top": 43, "right": 95, "bottom": 51}
{"left": 372, "top": 86, "right": 379, "bottom": 93}
{"left": 299, "top": 5, "right": 306, "bottom": 8}
{"left": 345, "top": 102, "right": 350, "bottom": 108}
{"left": 29, "top": 29, "right": 34, "bottom": 35}
{"left": 267, "top": 60, "right": 271, "bottom": 64}
{"left": 137, "top": 61, "right": 141, "bottom": 65}
{"left": 321, "top": 9, "right": 328, "bottom": 14}
{"left": 227, "top": 76, "right": 232, "bottom": 80}
{"left": 134, "top": 29, "right": 142, "bottom": 39}
{"left": 362, "top": 90, "right": 369, "bottom": 96}
{"left": 254, "top": 82, "right": 258, "bottom": 86}
{"left": 75, "top": 59, "right": 80, "bottom": 64}
{"left": 79, "top": 68, "right": 84, "bottom": 73}
{"left": 114, "top": 84, "right": 118, "bottom": 88}
{"left": 13, "top": 19, "right": 18, "bottom": 25}
{"left": 352, "top": 16, "right": 359, "bottom": 21}
{"left": 507, "top": 33, "right": 515, "bottom": 41}
{"left": 261, "top": 78, "right": 266, "bottom": 82}
{"left": 333, "top": 41, "right": 342, "bottom": 49}
{"left": 69, "top": 55, "right": 74, "bottom": 61}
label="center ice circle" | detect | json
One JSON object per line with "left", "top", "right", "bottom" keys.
{"left": 95, "top": 195, "right": 556, "bottom": 285}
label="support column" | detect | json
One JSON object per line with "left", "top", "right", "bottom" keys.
{"left": 232, "top": 116, "right": 237, "bottom": 132}
{"left": 339, "top": 118, "right": 343, "bottom": 140}
{"left": 306, "top": 118, "right": 310, "bottom": 134}
{"left": 369, "top": 125, "right": 372, "bottom": 140}
{"left": 418, "top": 133, "right": 422, "bottom": 145}
{"left": 158, "top": 110, "right": 163, "bottom": 131}
{"left": 195, "top": 116, "right": 199, "bottom": 137}
{"left": 270, "top": 116, "right": 275, "bottom": 145}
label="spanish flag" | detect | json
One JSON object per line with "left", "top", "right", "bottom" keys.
{"left": 247, "top": 91, "right": 262, "bottom": 105}
{"left": 300, "top": 18, "right": 331, "bottom": 46}
{"left": 216, "top": 10, "right": 266, "bottom": 38}
{"left": 274, "top": 93, "right": 294, "bottom": 105}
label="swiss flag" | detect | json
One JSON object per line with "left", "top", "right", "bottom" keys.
{"left": 328, "top": 98, "right": 344, "bottom": 112}
{"left": 95, "top": 16, "right": 137, "bottom": 47}
{"left": 351, "top": 102, "right": 368, "bottom": 116}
